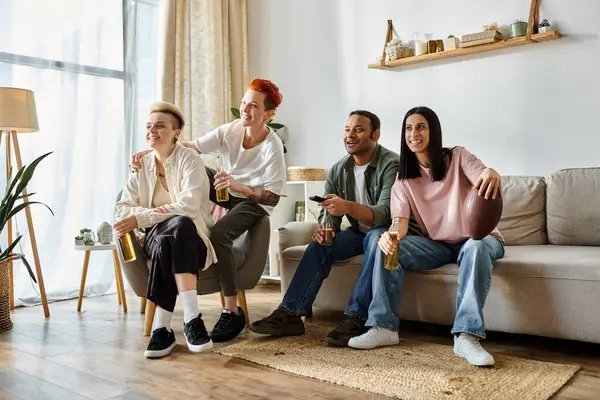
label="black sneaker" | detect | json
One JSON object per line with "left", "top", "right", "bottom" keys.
{"left": 210, "top": 307, "right": 247, "bottom": 343}
{"left": 249, "top": 306, "right": 305, "bottom": 336}
{"left": 327, "top": 315, "right": 367, "bottom": 347}
{"left": 144, "top": 327, "right": 176, "bottom": 359}
{"left": 183, "top": 314, "right": 213, "bottom": 353}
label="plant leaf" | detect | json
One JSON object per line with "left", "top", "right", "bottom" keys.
{"left": 230, "top": 107, "right": 241, "bottom": 119}
{"left": 0, "top": 152, "right": 53, "bottom": 231}
{"left": 3, "top": 165, "right": 13, "bottom": 198}
{"left": 16, "top": 193, "right": 35, "bottom": 200}
{"left": 266, "top": 119, "right": 273, "bottom": 125}
{"left": 1, "top": 234, "right": 23, "bottom": 259}
{"left": 12, "top": 253, "right": 37, "bottom": 283}
{"left": 4, "top": 165, "right": 25, "bottom": 197}
{"left": 1, "top": 165, "right": 24, "bottom": 210}
{"left": 5, "top": 201, "right": 54, "bottom": 223}
{"left": 268, "top": 123, "right": 285, "bottom": 130}
{"left": 14, "top": 152, "right": 53, "bottom": 197}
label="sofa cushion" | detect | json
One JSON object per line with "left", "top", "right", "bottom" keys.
{"left": 498, "top": 176, "right": 547, "bottom": 245}
{"left": 282, "top": 244, "right": 600, "bottom": 281}
{"left": 415, "top": 245, "right": 600, "bottom": 281}
{"left": 546, "top": 167, "right": 600, "bottom": 246}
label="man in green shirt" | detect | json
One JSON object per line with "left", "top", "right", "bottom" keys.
{"left": 250, "top": 110, "right": 414, "bottom": 346}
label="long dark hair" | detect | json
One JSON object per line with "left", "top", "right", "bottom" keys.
{"left": 398, "top": 106, "right": 452, "bottom": 182}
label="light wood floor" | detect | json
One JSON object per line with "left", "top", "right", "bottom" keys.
{"left": 1, "top": 285, "right": 599, "bottom": 400}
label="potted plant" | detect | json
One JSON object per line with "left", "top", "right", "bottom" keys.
{"left": 80, "top": 228, "right": 94, "bottom": 246}
{"left": 443, "top": 35, "right": 459, "bottom": 51}
{"left": 539, "top": 19, "right": 551, "bottom": 33}
{"left": 74, "top": 235, "right": 84, "bottom": 246}
{"left": 0, "top": 152, "right": 53, "bottom": 332}
{"left": 230, "top": 107, "right": 288, "bottom": 153}
{"left": 511, "top": 19, "right": 528, "bottom": 37}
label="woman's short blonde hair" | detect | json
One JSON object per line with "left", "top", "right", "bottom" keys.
{"left": 149, "top": 101, "right": 185, "bottom": 130}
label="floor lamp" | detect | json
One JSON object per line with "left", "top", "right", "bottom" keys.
{"left": 0, "top": 87, "right": 50, "bottom": 318}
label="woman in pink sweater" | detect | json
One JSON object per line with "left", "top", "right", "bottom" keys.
{"left": 347, "top": 106, "right": 504, "bottom": 367}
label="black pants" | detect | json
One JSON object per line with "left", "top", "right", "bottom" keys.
{"left": 205, "top": 167, "right": 268, "bottom": 296}
{"left": 144, "top": 216, "right": 207, "bottom": 312}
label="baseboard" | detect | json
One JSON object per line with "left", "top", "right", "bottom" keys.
{"left": 258, "top": 275, "right": 281, "bottom": 285}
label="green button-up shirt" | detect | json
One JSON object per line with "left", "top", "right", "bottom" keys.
{"left": 319, "top": 144, "right": 400, "bottom": 233}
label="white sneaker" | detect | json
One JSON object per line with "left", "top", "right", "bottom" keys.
{"left": 453, "top": 333, "right": 495, "bottom": 367}
{"left": 348, "top": 327, "right": 399, "bottom": 349}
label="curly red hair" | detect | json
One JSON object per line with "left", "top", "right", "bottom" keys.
{"left": 247, "top": 78, "right": 283, "bottom": 111}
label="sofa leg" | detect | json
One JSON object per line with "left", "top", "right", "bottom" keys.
{"left": 144, "top": 300, "right": 156, "bottom": 336}
{"left": 219, "top": 291, "right": 225, "bottom": 308}
{"left": 140, "top": 297, "right": 147, "bottom": 314}
{"left": 237, "top": 290, "right": 250, "bottom": 327}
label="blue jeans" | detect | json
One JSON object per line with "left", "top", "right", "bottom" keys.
{"left": 365, "top": 235, "right": 505, "bottom": 339}
{"left": 280, "top": 228, "right": 386, "bottom": 317}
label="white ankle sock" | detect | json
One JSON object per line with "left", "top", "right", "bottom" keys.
{"left": 153, "top": 306, "right": 173, "bottom": 331}
{"left": 180, "top": 290, "right": 199, "bottom": 324}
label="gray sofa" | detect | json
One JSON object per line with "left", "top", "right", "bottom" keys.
{"left": 278, "top": 167, "right": 600, "bottom": 343}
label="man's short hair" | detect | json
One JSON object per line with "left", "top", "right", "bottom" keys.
{"left": 247, "top": 79, "right": 283, "bottom": 111}
{"left": 150, "top": 101, "right": 185, "bottom": 130}
{"left": 349, "top": 110, "right": 381, "bottom": 133}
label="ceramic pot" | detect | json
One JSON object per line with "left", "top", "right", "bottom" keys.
{"left": 511, "top": 22, "right": 528, "bottom": 37}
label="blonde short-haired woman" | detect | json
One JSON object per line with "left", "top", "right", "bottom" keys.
{"left": 115, "top": 101, "right": 217, "bottom": 359}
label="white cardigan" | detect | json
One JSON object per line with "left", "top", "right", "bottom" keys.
{"left": 115, "top": 144, "right": 217, "bottom": 270}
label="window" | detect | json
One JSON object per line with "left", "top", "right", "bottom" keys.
{"left": 0, "top": 0, "right": 160, "bottom": 304}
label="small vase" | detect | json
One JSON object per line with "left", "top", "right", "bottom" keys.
{"left": 539, "top": 26, "right": 551, "bottom": 33}
{"left": 82, "top": 231, "right": 94, "bottom": 246}
{"left": 511, "top": 22, "right": 528, "bottom": 37}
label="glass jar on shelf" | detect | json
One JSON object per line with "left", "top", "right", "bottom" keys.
{"left": 414, "top": 32, "right": 433, "bottom": 56}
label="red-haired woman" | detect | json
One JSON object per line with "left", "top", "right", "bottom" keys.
{"left": 131, "top": 79, "right": 286, "bottom": 342}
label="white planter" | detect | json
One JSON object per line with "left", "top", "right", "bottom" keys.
{"left": 443, "top": 37, "right": 460, "bottom": 51}
{"left": 539, "top": 26, "right": 551, "bottom": 33}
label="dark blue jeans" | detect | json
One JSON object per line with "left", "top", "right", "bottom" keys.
{"left": 280, "top": 227, "right": 386, "bottom": 319}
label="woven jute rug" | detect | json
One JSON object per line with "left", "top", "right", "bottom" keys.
{"left": 215, "top": 324, "right": 580, "bottom": 400}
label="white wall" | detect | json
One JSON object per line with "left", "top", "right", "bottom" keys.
{"left": 248, "top": 0, "right": 600, "bottom": 177}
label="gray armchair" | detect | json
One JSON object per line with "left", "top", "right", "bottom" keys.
{"left": 115, "top": 192, "right": 271, "bottom": 335}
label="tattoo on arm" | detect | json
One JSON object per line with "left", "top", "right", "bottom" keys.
{"left": 247, "top": 188, "right": 281, "bottom": 207}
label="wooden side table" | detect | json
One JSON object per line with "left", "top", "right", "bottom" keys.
{"left": 74, "top": 243, "right": 127, "bottom": 312}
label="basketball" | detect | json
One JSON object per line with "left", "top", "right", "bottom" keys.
{"left": 464, "top": 188, "right": 503, "bottom": 240}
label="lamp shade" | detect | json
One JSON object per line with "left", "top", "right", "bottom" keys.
{"left": 0, "top": 87, "right": 39, "bottom": 133}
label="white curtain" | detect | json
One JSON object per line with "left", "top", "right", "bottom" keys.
{"left": 0, "top": 0, "right": 160, "bottom": 306}
{"left": 126, "top": 0, "right": 163, "bottom": 155}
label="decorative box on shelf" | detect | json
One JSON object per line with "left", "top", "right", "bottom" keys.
{"left": 460, "top": 30, "right": 503, "bottom": 48}
{"left": 287, "top": 166, "right": 326, "bottom": 182}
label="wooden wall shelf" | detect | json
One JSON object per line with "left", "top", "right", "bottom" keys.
{"left": 368, "top": 31, "right": 562, "bottom": 69}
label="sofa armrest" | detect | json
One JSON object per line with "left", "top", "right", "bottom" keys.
{"left": 278, "top": 221, "right": 317, "bottom": 254}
